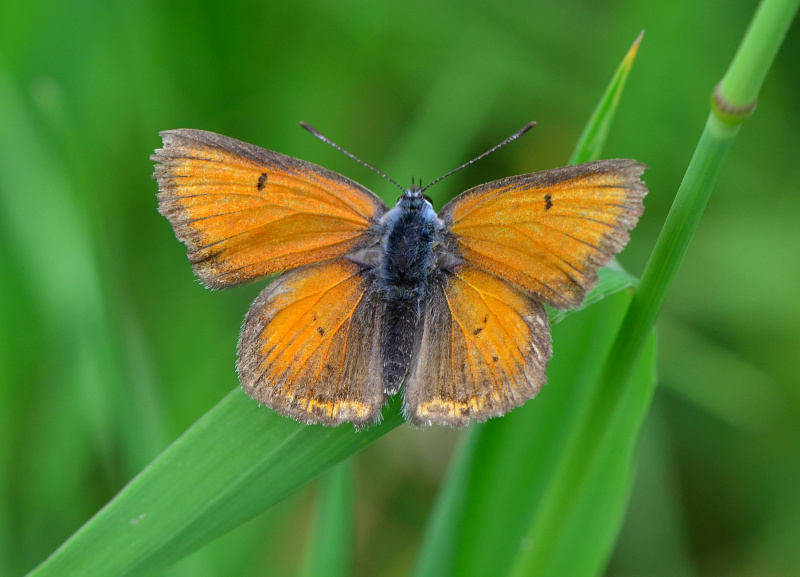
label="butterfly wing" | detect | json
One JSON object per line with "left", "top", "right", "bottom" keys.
{"left": 152, "top": 129, "right": 387, "bottom": 288}
{"left": 403, "top": 159, "right": 647, "bottom": 426}
{"left": 403, "top": 265, "right": 551, "bottom": 426}
{"left": 438, "top": 159, "right": 647, "bottom": 308}
{"left": 237, "top": 258, "right": 385, "bottom": 427}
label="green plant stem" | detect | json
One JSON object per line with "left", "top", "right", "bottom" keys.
{"left": 509, "top": 0, "right": 798, "bottom": 574}
{"left": 601, "top": 0, "right": 798, "bottom": 407}
{"left": 599, "top": 114, "right": 738, "bottom": 405}
{"left": 719, "top": 0, "right": 800, "bottom": 110}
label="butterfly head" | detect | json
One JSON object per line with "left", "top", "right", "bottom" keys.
{"left": 397, "top": 177, "right": 434, "bottom": 214}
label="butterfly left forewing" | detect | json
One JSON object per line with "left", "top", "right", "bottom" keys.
{"left": 152, "top": 129, "right": 386, "bottom": 289}
{"left": 439, "top": 159, "right": 647, "bottom": 308}
{"left": 237, "top": 258, "right": 385, "bottom": 427}
{"left": 403, "top": 265, "right": 551, "bottom": 427}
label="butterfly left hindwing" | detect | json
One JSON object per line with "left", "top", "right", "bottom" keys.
{"left": 237, "top": 258, "right": 385, "bottom": 427}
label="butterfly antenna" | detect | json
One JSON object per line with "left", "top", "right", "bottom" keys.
{"left": 421, "top": 122, "right": 536, "bottom": 193}
{"left": 300, "top": 122, "right": 406, "bottom": 194}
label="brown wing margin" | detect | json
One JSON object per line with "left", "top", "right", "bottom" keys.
{"left": 439, "top": 159, "right": 647, "bottom": 308}
{"left": 237, "top": 258, "right": 385, "bottom": 427}
{"left": 152, "top": 129, "right": 387, "bottom": 288}
{"left": 402, "top": 265, "right": 551, "bottom": 427}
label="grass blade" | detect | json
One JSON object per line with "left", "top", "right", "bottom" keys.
{"left": 411, "top": 426, "right": 482, "bottom": 577}
{"left": 26, "top": 392, "right": 404, "bottom": 577}
{"left": 570, "top": 31, "right": 643, "bottom": 165}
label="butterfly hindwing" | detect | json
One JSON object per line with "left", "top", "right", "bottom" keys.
{"left": 152, "top": 129, "right": 387, "bottom": 288}
{"left": 439, "top": 159, "right": 647, "bottom": 308}
{"left": 403, "top": 265, "right": 551, "bottom": 427}
{"left": 237, "top": 258, "right": 385, "bottom": 427}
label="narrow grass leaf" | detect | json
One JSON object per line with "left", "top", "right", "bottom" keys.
{"left": 570, "top": 31, "right": 643, "bottom": 165}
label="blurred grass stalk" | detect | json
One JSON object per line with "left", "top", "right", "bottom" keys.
{"left": 509, "top": 0, "right": 799, "bottom": 575}
{"left": 299, "top": 461, "right": 354, "bottom": 577}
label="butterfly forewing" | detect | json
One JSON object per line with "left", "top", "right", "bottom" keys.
{"left": 237, "top": 259, "right": 385, "bottom": 427}
{"left": 439, "top": 159, "right": 647, "bottom": 308}
{"left": 152, "top": 129, "right": 386, "bottom": 288}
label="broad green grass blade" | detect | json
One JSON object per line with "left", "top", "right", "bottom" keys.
{"left": 300, "top": 460, "right": 354, "bottom": 577}
{"left": 26, "top": 392, "right": 404, "bottom": 577}
{"left": 411, "top": 34, "right": 646, "bottom": 576}
{"left": 453, "top": 292, "right": 656, "bottom": 577}
{"left": 548, "top": 263, "right": 637, "bottom": 325}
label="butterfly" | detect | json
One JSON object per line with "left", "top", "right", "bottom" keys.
{"left": 152, "top": 124, "right": 646, "bottom": 428}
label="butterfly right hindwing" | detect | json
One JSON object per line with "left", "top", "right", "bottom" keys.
{"left": 402, "top": 264, "right": 551, "bottom": 427}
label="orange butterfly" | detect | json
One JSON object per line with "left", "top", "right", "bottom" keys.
{"left": 152, "top": 125, "right": 646, "bottom": 428}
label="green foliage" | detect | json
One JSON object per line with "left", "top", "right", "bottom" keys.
{"left": 1, "top": 1, "right": 798, "bottom": 576}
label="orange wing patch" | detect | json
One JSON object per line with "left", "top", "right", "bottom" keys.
{"left": 403, "top": 265, "right": 551, "bottom": 427}
{"left": 152, "top": 129, "right": 386, "bottom": 288}
{"left": 237, "top": 258, "right": 385, "bottom": 427}
{"left": 440, "top": 159, "right": 646, "bottom": 308}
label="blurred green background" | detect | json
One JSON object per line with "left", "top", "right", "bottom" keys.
{"left": 1, "top": 0, "right": 798, "bottom": 575}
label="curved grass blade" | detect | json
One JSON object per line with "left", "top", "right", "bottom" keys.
{"left": 26, "top": 393, "right": 404, "bottom": 577}
{"left": 450, "top": 292, "right": 656, "bottom": 577}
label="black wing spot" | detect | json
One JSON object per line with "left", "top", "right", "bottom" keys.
{"left": 257, "top": 173, "right": 268, "bottom": 191}
{"left": 492, "top": 355, "right": 499, "bottom": 362}
{"left": 317, "top": 326, "right": 326, "bottom": 336}
{"left": 544, "top": 193, "right": 553, "bottom": 211}
{"left": 473, "top": 327, "right": 483, "bottom": 335}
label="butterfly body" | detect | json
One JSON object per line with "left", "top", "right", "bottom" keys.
{"left": 153, "top": 128, "right": 647, "bottom": 428}
{"left": 377, "top": 188, "right": 441, "bottom": 394}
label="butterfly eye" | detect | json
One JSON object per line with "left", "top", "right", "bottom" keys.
{"left": 423, "top": 194, "right": 434, "bottom": 205}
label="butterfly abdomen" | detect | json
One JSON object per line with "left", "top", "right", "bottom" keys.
{"left": 380, "top": 198, "right": 437, "bottom": 395}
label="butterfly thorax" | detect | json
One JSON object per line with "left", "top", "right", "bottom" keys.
{"left": 379, "top": 190, "right": 440, "bottom": 395}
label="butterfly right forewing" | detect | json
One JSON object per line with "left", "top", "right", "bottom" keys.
{"left": 439, "top": 159, "right": 647, "bottom": 308}
{"left": 152, "top": 129, "right": 387, "bottom": 289}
